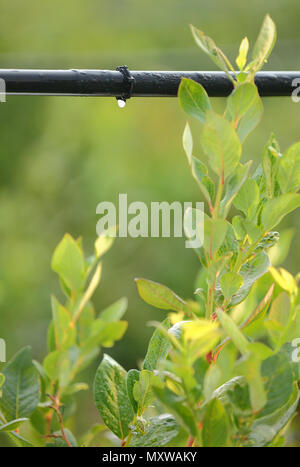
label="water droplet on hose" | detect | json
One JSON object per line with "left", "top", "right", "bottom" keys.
{"left": 117, "top": 99, "right": 126, "bottom": 108}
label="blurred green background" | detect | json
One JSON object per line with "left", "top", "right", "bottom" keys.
{"left": 1, "top": 0, "right": 300, "bottom": 442}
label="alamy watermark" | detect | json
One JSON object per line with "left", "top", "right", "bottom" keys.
{"left": 291, "top": 338, "right": 300, "bottom": 362}
{"left": 0, "top": 78, "right": 6, "bottom": 103}
{"left": 96, "top": 194, "right": 204, "bottom": 248}
{"left": 0, "top": 338, "right": 6, "bottom": 363}
{"left": 291, "top": 78, "right": 300, "bottom": 103}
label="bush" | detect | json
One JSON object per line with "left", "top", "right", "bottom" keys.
{"left": 1, "top": 15, "right": 300, "bottom": 447}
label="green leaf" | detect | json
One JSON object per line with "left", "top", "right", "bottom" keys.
{"left": 235, "top": 354, "right": 267, "bottom": 412}
{"left": 269, "top": 267, "right": 297, "bottom": 296}
{"left": 202, "top": 398, "right": 229, "bottom": 447}
{"left": 232, "top": 215, "right": 246, "bottom": 241}
{"left": 203, "top": 364, "right": 221, "bottom": 400}
{"left": 277, "top": 142, "right": 300, "bottom": 193}
{"left": 179, "top": 78, "right": 211, "bottom": 122}
{"left": 191, "top": 158, "right": 215, "bottom": 206}
{"left": 236, "top": 94, "right": 263, "bottom": 142}
{"left": 51, "top": 234, "right": 85, "bottom": 291}
{"left": 193, "top": 357, "right": 209, "bottom": 399}
{"left": 130, "top": 414, "right": 182, "bottom": 447}
{"left": 0, "top": 347, "right": 40, "bottom": 421}
{"left": 43, "top": 349, "right": 68, "bottom": 382}
{"left": 220, "top": 272, "right": 243, "bottom": 299}
{"left": 225, "top": 83, "right": 262, "bottom": 142}
{"left": 29, "top": 408, "right": 46, "bottom": 435}
{"left": 236, "top": 37, "right": 249, "bottom": 71}
{"left": 126, "top": 369, "right": 140, "bottom": 414}
{"left": 51, "top": 296, "right": 75, "bottom": 350}
{"left": 251, "top": 14, "right": 276, "bottom": 73}
{"left": 201, "top": 112, "right": 242, "bottom": 180}
{"left": 244, "top": 220, "right": 263, "bottom": 244}
{"left": 79, "top": 424, "right": 107, "bottom": 447}
{"left": 260, "top": 133, "right": 281, "bottom": 199}
{"left": 184, "top": 207, "right": 207, "bottom": 263}
{"left": 43, "top": 348, "right": 82, "bottom": 389}
{"left": 8, "top": 431, "right": 34, "bottom": 447}
{"left": 83, "top": 320, "right": 128, "bottom": 349}
{"left": 249, "top": 383, "right": 299, "bottom": 447}
{"left": 98, "top": 297, "right": 128, "bottom": 322}
{"left": 133, "top": 370, "right": 155, "bottom": 416}
{"left": 268, "top": 228, "right": 295, "bottom": 266}
{"left": 212, "top": 376, "right": 252, "bottom": 417}
{"left": 73, "top": 263, "right": 102, "bottom": 322}
{"left": 153, "top": 386, "right": 197, "bottom": 437}
{"left": 63, "top": 382, "right": 89, "bottom": 396}
{"left": 203, "top": 216, "right": 229, "bottom": 257}
{"left": 217, "top": 310, "right": 249, "bottom": 355}
{"left": 217, "top": 223, "right": 239, "bottom": 261}
{"left": 183, "top": 123, "right": 215, "bottom": 206}
{"left": 233, "top": 179, "right": 260, "bottom": 218}
{"left": 261, "top": 193, "right": 300, "bottom": 231}
{"left": 94, "top": 230, "right": 115, "bottom": 258}
{"left": 48, "top": 428, "right": 78, "bottom": 447}
{"left": 220, "top": 161, "right": 252, "bottom": 216}
{"left": 190, "top": 25, "right": 234, "bottom": 78}
{"left": 255, "top": 231, "right": 279, "bottom": 252}
{"left": 260, "top": 350, "right": 295, "bottom": 416}
{"left": 0, "top": 418, "right": 28, "bottom": 432}
{"left": 248, "top": 342, "right": 274, "bottom": 360}
{"left": 264, "top": 292, "right": 291, "bottom": 348}
{"left": 229, "top": 251, "right": 270, "bottom": 306}
{"left": 135, "top": 278, "right": 187, "bottom": 312}
{"left": 77, "top": 304, "right": 95, "bottom": 344}
{"left": 93, "top": 354, "right": 134, "bottom": 440}
{"left": 182, "top": 320, "right": 221, "bottom": 360}
{"left": 182, "top": 121, "right": 193, "bottom": 161}
{"left": 32, "top": 359, "right": 49, "bottom": 400}
{"left": 143, "top": 318, "right": 171, "bottom": 371}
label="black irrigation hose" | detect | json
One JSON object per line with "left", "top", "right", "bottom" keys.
{"left": 0, "top": 69, "right": 299, "bottom": 98}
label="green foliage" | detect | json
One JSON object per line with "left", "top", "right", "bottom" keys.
{"left": 130, "top": 15, "right": 300, "bottom": 448}
{"left": 225, "top": 82, "right": 263, "bottom": 142}
{"left": 135, "top": 278, "right": 187, "bottom": 312}
{"left": 51, "top": 234, "right": 85, "bottom": 292}
{"left": 251, "top": 14, "right": 276, "bottom": 74}
{"left": 130, "top": 414, "right": 183, "bottom": 447}
{"left": 142, "top": 318, "right": 171, "bottom": 370}
{"left": 93, "top": 354, "right": 133, "bottom": 440}
{"left": 2, "top": 14, "right": 300, "bottom": 449}
{"left": 261, "top": 194, "right": 300, "bottom": 231}
{"left": 202, "top": 398, "right": 229, "bottom": 447}
{"left": 0, "top": 347, "right": 40, "bottom": 421}
{"left": 201, "top": 112, "right": 242, "bottom": 180}
{"left": 0, "top": 232, "right": 128, "bottom": 446}
{"left": 277, "top": 143, "right": 300, "bottom": 193}
{"left": 179, "top": 78, "right": 211, "bottom": 123}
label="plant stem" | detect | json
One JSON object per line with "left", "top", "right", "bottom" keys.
{"left": 213, "top": 176, "right": 224, "bottom": 219}
{"left": 186, "top": 435, "right": 195, "bottom": 447}
{"left": 123, "top": 431, "right": 132, "bottom": 447}
{"left": 47, "top": 394, "right": 72, "bottom": 447}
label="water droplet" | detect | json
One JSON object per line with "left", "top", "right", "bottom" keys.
{"left": 117, "top": 99, "right": 126, "bottom": 108}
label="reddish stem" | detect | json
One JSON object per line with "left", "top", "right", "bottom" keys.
{"left": 186, "top": 436, "right": 195, "bottom": 447}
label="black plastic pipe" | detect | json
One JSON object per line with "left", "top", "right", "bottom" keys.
{"left": 0, "top": 69, "right": 299, "bottom": 97}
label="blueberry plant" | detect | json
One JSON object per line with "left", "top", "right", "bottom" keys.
{"left": 99, "top": 15, "right": 300, "bottom": 448}
{"left": 1, "top": 15, "right": 300, "bottom": 447}
{"left": 0, "top": 232, "right": 129, "bottom": 446}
